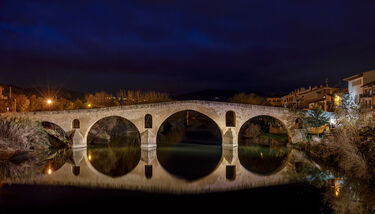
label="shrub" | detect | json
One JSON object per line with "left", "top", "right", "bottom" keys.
{"left": 0, "top": 116, "right": 50, "bottom": 151}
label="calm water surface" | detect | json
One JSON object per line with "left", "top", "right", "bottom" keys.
{"left": 0, "top": 144, "right": 336, "bottom": 214}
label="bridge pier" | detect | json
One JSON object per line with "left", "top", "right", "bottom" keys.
{"left": 223, "top": 147, "right": 238, "bottom": 180}
{"left": 70, "top": 147, "right": 85, "bottom": 176}
{"left": 223, "top": 147, "right": 238, "bottom": 165}
{"left": 71, "top": 130, "right": 86, "bottom": 148}
{"left": 72, "top": 147, "right": 85, "bottom": 165}
{"left": 141, "top": 148, "right": 157, "bottom": 165}
{"left": 222, "top": 128, "right": 238, "bottom": 148}
{"left": 141, "top": 129, "right": 157, "bottom": 150}
{"left": 141, "top": 149, "right": 156, "bottom": 179}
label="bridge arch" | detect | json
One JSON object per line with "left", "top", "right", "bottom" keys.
{"left": 86, "top": 115, "right": 141, "bottom": 146}
{"left": 156, "top": 109, "right": 223, "bottom": 145}
{"left": 156, "top": 109, "right": 223, "bottom": 181}
{"left": 84, "top": 115, "right": 141, "bottom": 145}
{"left": 85, "top": 115, "right": 141, "bottom": 178}
{"left": 238, "top": 114, "right": 292, "bottom": 145}
{"left": 41, "top": 121, "right": 67, "bottom": 140}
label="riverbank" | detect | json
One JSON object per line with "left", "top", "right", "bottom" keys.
{"left": 294, "top": 125, "right": 375, "bottom": 181}
{"left": 0, "top": 116, "right": 69, "bottom": 161}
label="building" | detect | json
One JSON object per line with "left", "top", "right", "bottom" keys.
{"left": 343, "top": 70, "right": 375, "bottom": 108}
{"left": 282, "top": 85, "right": 347, "bottom": 112}
{"left": 266, "top": 97, "right": 283, "bottom": 107}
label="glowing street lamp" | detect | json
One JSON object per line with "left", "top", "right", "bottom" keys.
{"left": 87, "top": 103, "right": 92, "bottom": 108}
{"left": 46, "top": 99, "right": 53, "bottom": 111}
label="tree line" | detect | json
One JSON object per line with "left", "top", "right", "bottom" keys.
{"left": 0, "top": 90, "right": 171, "bottom": 112}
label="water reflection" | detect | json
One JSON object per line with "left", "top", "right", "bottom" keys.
{"left": 239, "top": 145, "right": 290, "bottom": 176}
{"left": 157, "top": 144, "right": 222, "bottom": 181}
{"left": 43, "top": 149, "right": 72, "bottom": 175}
{"left": 157, "top": 110, "right": 222, "bottom": 181}
{"left": 87, "top": 146, "right": 140, "bottom": 177}
{"left": 324, "top": 178, "right": 375, "bottom": 213}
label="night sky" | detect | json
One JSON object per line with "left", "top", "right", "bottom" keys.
{"left": 1, "top": 0, "right": 375, "bottom": 95}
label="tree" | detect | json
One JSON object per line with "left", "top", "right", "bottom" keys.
{"left": 85, "top": 91, "right": 112, "bottom": 107}
{"left": 305, "top": 107, "right": 330, "bottom": 128}
{"left": 56, "top": 98, "right": 74, "bottom": 111}
{"left": 228, "top": 93, "right": 267, "bottom": 105}
{"left": 73, "top": 99, "right": 85, "bottom": 109}
{"left": 15, "top": 94, "right": 30, "bottom": 112}
{"left": 116, "top": 90, "right": 171, "bottom": 105}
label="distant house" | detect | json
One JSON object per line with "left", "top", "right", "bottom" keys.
{"left": 343, "top": 70, "right": 375, "bottom": 108}
{"left": 282, "top": 85, "right": 347, "bottom": 112}
{"left": 266, "top": 97, "right": 283, "bottom": 107}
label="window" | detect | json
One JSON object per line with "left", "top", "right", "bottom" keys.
{"left": 145, "top": 114, "right": 152, "bottom": 129}
{"left": 226, "top": 111, "right": 236, "bottom": 127}
{"left": 72, "top": 119, "right": 80, "bottom": 129}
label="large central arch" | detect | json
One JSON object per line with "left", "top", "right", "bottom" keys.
{"left": 156, "top": 110, "right": 223, "bottom": 181}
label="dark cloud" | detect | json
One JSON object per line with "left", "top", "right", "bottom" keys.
{"left": 1, "top": 0, "right": 375, "bottom": 94}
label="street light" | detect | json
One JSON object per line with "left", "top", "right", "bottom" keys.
{"left": 87, "top": 103, "right": 92, "bottom": 108}
{"left": 46, "top": 99, "right": 53, "bottom": 111}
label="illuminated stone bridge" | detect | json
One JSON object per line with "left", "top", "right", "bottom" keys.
{"left": 14, "top": 100, "right": 303, "bottom": 148}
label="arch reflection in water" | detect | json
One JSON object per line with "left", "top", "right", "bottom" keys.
{"left": 43, "top": 149, "right": 72, "bottom": 175}
{"left": 87, "top": 116, "right": 141, "bottom": 178}
{"left": 238, "top": 145, "right": 290, "bottom": 176}
{"left": 157, "top": 110, "right": 222, "bottom": 181}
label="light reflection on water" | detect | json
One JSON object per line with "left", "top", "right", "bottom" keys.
{"left": 1, "top": 144, "right": 304, "bottom": 192}
{"left": 2, "top": 144, "right": 375, "bottom": 213}
{"left": 87, "top": 146, "right": 141, "bottom": 178}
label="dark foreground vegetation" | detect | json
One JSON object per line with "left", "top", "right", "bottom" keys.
{"left": 0, "top": 116, "right": 70, "bottom": 163}
{"left": 289, "top": 95, "right": 375, "bottom": 213}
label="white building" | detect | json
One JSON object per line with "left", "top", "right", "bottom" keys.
{"left": 344, "top": 70, "right": 375, "bottom": 106}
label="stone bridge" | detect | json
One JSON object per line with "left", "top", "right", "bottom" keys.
{"left": 14, "top": 100, "right": 302, "bottom": 149}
